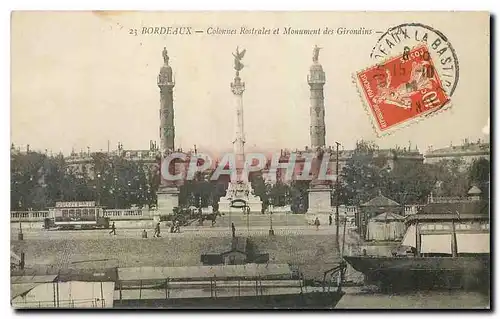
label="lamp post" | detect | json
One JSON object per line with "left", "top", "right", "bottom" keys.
{"left": 18, "top": 221, "right": 23, "bottom": 241}
{"left": 268, "top": 199, "right": 274, "bottom": 236}
{"left": 335, "top": 142, "right": 341, "bottom": 251}
{"left": 245, "top": 205, "right": 250, "bottom": 234}
{"left": 96, "top": 173, "right": 102, "bottom": 206}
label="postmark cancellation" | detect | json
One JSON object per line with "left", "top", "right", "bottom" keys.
{"left": 355, "top": 45, "right": 451, "bottom": 136}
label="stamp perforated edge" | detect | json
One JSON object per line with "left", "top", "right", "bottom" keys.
{"left": 353, "top": 44, "right": 454, "bottom": 138}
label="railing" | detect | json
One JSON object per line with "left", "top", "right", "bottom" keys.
{"left": 429, "top": 196, "right": 478, "bottom": 203}
{"left": 11, "top": 211, "right": 49, "bottom": 222}
{"left": 403, "top": 205, "right": 426, "bottom": 215}
{"left": 11, "top": 209, "right": 153, "bottom": 222}
{"left": 12, "top": 297, "right": 106, "bottom": 308}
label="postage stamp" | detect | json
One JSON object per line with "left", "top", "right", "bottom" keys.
{"left": 355, "top": 45, "right": 451, "bottom": 136}
{"left": 370, "top": 23, "right": 460, "bottom": 96}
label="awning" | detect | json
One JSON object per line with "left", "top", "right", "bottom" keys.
{"left": 11, "top": 283, "right": 39, "bottom": 300}
{"left": 421, "top": 234, "right": 452, "bottom": 254}
{"left": 456, "top": 233, "right": 490, "bottom": 253}
{"left": 401, "top": 224, "right": 416, "bottom": 247}
{"left": 11, "top": 275, "right": 58, "bottom": 284}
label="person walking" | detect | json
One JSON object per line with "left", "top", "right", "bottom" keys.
{"left": 153, "top": 222, "right": 161, "bottom": 238}
{"left": 231, "top": 222, "right": 236, "bottom": 238}
{"left": 329, "top": 214, "right": 333, "bottom": 226}
{"left": 314, "top": 217, "right": 320, "bottom": 231}
{"left": 109, "top": 222, "right": 116, "bottom": 235}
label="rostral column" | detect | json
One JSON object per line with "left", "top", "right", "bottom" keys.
{"left": 156, "top": 47, "right": 179, "bottom": 220}
{"left": 217, "top": 47, "right": 262, "bottom": 215}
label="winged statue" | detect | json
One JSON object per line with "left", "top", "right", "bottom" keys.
{"left": 232, "top": 46, "right": 246, "bottom": 72}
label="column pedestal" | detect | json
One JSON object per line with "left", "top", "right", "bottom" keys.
{"left": 306, "top": 185, "right": 332, "bottom": 215}
{"left": 155, "top": 186, "right": 179, "bottom": 222}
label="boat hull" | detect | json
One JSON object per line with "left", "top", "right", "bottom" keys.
{"left": 113, "top": 291, "right": 345, "bottom": 309}
{"left": 344, "top": 255, "right": 490, "bottom": 292}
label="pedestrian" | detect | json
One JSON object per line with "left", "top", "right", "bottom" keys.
{"left": 231, "top": 222, "right": 236, "bottom": 238}
{"left": 329, "top": 214, "right": 333, "bottom": 226}
{"left": 109, "top": 222, "right": 116, "bottom": 235}
{"left": 153, "top": 222, "right": 161, "bottom": 238}
{"left": 142, "top": 229, "right": 148, "bottom": 239}
{"left": 314, "top": 217, "right": 320, "bottom": 231}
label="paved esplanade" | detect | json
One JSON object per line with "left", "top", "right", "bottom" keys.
{"left": 11, "top": 225, "right": 351, "bottom": 240}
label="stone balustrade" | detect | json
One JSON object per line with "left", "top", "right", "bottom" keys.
{"left": 11, "top": 209, "right": 153, "bottom": 222}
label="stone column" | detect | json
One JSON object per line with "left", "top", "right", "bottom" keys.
{"left": 156, "top": 47, "right": 179, "bottom": 220}
{"left": 306, "top": 46, "right": 331, "bottom": 217}
{"left": 308, "top": 45, "right": 326, "bottom": 150}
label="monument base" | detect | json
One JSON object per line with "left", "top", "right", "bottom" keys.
{"left": 218, "top": 197, "right": 263, "bottom": 214}
{"left": 154, "top": 185, "right": 180, "bottom": 222}
{"left": 306, "top": 185, "right": 332, "bottom": 215}
{"left": 217, "top": 181, "right": 263, "bottom": 214}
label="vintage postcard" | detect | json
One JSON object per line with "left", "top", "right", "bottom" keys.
{"left": 10, "top": 11, "right": 490, "bottom": 309}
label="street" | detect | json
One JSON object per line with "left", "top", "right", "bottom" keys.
{"left": 11, "top": 224, "right": 349, "bottom": 240}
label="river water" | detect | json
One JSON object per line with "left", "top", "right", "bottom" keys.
{"left": 336, "top": 287, "right": 490, "bottom": 309}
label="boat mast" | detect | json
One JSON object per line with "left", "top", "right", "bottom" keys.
{"left": 415, "top": 220, "right": 421, "bottom": 257}
{"left": 451, "top": 212, "right": 458, "bottom": 257}
{"left": 341, "top": 214, "right": 347, "bottom": 257}
{"left": 335, "top": 141, "right": 340, "bottom": 250}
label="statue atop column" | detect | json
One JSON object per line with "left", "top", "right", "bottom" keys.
{"left": 231, "top": 46, "right": 246, "bottom": 95}
{"left": 162, "top": 47, "right": 169, "bottom": 65}
{"left": 232, "top": 46, "right": 246, "bottom": 76}
{"left": 313, "top": 45, "right": 322, "bottom": 63}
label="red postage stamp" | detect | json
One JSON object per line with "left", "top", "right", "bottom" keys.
{"left": 355, "top": 45, "right": 451, "bottom": 136}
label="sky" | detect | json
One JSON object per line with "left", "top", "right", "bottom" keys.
{"left": 11, "top": 11, "right": 490, "bottom": 155}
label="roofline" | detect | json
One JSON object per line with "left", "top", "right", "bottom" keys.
{"left": 425, "top": 150, "right": 490, "bottom": 158}
{"left": 405, "top": 213, "right": 489, "bottom": 224}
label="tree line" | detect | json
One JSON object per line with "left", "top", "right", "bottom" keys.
{"left": 336, "top": 141, "right": 490, "bottom": 206}
{"left": 10, "top": 141, "right": 490, "bottom": 211}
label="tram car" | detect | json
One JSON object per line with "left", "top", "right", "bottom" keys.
{"left": 44, "top": 201, "right": 110, "bottom": 230}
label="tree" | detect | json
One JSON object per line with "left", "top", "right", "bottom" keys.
{"left": 147, "top": 160, "right": 161, "bottom": 208}
{"left": 179, "top": 171, "right": 217, "bottom": 209}
{"left": 339, "top": 140, "right": 389, "bottom": 205}
{"left": 249, "top": 172, "right": 268, "bottom": 212}
{"left": 386, "top": 161, "right": 436, "bottom": 205}
{"left": 268, "top": 181, "right": 290, "bottom": 207}
{"left": 468, "top": 158, "right": 490, "bottom": 198}
{"left": 11, "top": 151, "right": 54, "bottom": 210}
{"left": 428, "top": 158, "right": 469, "bottom": 197}
{"left": 289, "top": 179, "right": 310, "bottom": 213}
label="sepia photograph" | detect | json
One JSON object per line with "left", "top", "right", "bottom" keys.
{"left": 9, "top": 11, "right": 490, "bottom": 309}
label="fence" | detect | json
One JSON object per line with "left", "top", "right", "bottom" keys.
{"left": 403, "top": 205, "right": 426, "bottom": 216}
{"left": 12, "top": 298, "right": 107, "bottom": 308}
{"left": 10, "top": 211, "right": 49, "bottom": 222}
{"left": 11, "top": 209, "right": 152, "bottom": 222}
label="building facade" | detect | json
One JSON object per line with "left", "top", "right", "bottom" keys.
{"left": 424, "top": 139, "right": 490, "bottom": 170}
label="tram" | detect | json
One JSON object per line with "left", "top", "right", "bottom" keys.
{"left": 44, "top": 201, "right": 110, "bottom": 230}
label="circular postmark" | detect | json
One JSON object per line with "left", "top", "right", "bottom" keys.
{"left": 370, "top": 23, "right": 459, "bottom": 96}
